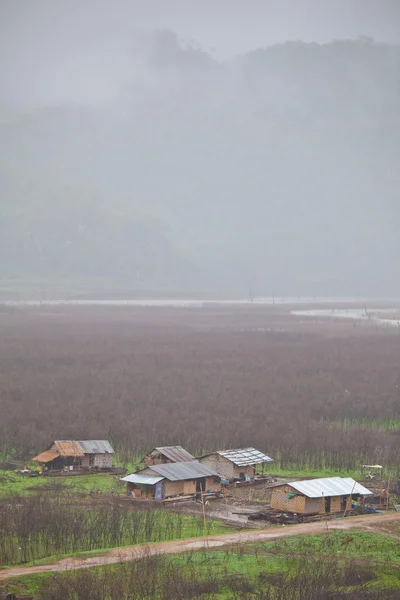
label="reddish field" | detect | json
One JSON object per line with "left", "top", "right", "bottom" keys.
{"left": 0, "top": 304, "right": 399, "bottom": 469}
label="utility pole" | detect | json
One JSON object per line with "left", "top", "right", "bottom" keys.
{"left": 343, "top": 480, "right": 357, "bottom": 518}
{"left": 201, "top": 483, "right": 209, "bottom": 549}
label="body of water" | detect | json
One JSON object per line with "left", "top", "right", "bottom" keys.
{"left": 291, "top": 307, "right": 400, "bottom": 328}
{"left": 3, "top": 296, "right": 400, "bottom": 308}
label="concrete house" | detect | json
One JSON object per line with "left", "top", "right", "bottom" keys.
{"left": 32, "top": 440, "right": 115, "bottom": 471}
{"left": 122, "top": 461, "right": 221, "bottom": 501}
{"left": 270, "top": 477, "right": 372, "bottom": 515}
{"left": 140, "top": 445, "right": 195, "bottom": 466}
{"left": 199, "top": 447, "right": 273, "bottom": 481}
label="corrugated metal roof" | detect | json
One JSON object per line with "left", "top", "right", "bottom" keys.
{"left": 54, "top": 441, "right": 85, "bottom": 457}
{"left": 154, "top": 446, "right": 195, "bottom": 462}
{"left": 150, "top": 461, "right": 218, "bottom": 481}
{"left": 32, "top": 450, "right": 60, "bottom": 463}
{"left": 121, "top": 474, "right": 164, "bottom": 485}
{"left": 216, "top": 448, "right": 273, "bottom": 466}
{"left": 78, "top": 440, "right": 115, "bottom": 454}
{"left": 52, "top": 440, "right": 114, "bottom": 455}
{"left": 288, "top": 477, "right": 373, "bottom": 498}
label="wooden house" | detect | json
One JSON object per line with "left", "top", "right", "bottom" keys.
{"left": 270, "top": 477, "right": 372, "bottom": 515}
{"left": 140, "top": 446, "right": 195, "bottom": 466}
{"left": 199, "top": 447, "right": 273, "bottom": 481}
{"left": 121, "top": 461, "right": 221, "bottom": 501}
{"left": 32, "top": 440, "right": 115, "bottom": 471}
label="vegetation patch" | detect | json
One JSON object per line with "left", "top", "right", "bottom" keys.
{"left": 0, "top": 494, "right": 231, "bottom": 566}
{"left": 4, "top": 547, "right": 399, "bottom": 599}
{"left": 255, "top": 531, "right": 400, "bottom": 564}
{"left": 0, "top": 471, "right": 123, "bottom": 499}
{"left": 1, "top": 308, "right": 400, "bottom": 474}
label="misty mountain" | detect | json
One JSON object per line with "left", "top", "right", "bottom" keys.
{"left": 1, "top": 33, "right": 399, "bottom": 296}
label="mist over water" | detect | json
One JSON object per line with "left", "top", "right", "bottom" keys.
{"left": 0, "top": 1, "right": 399, "bottom": 298}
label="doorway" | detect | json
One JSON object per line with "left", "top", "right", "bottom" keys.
{"left": 196, "top": 478, "right": 206, "bottom": 493}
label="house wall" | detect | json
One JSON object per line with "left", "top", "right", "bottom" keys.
{"left": 184, "top": 480, "right": 196, "bottom": 494}
{"left": 331, "top": 496, "right": 342, "bottom": 513}
{"left": 316, "top": 495, "right": 342, "bottom": 514}
{"left": 232, "top": 464, "right": 255, "bottom": 479}
{"left": 204, "top": 476, "right": 221, "bottom": 493}
{"left": 303, "top": 498, "right": 321, "bottom": 514}
{"left": 140, "top": 467, "right": 220, "bottom": 498}
{"left": 93, "top": 454, "right": 113, "bottom": 468}
{"left": 200, "top": 454, "right": 254, "bottom": 480}
{"left": 271, "top": 486, "right": 345, "bottom": 515}
{"left": 81, "top": 456, "right": 90, "bottom": 468}
{"left": 164, "top": 479, "right": 193, "bottom": 497}
{"left": 270, "top": 486, "right": 306, "bottom": 513}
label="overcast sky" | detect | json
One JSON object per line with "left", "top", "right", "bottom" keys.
{"left": 1, "top": 0, "right": 400, "bottom": 107}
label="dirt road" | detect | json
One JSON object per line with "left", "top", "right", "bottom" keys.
{"left": 1, "top": 512, "right": 399, "bottom": 582}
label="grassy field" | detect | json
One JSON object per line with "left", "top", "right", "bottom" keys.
{"left": 4, "top": 531, "right": 400, "bottom": 599}
{"left": 0, "top": 462, "right": 393, "bottom": 501}
{"left": 0, "top": 471, "right": 124, "bottom": 498}
{"left": 262, "top": 463, "right": 361, "bottom": 479}
{"left": 258, "top": 531, "right": 400, "bottom": 564}
{"left": 0, "top": 514, "right": 230, "bottom": 570}
{"left": 0, "top": 491, "right": 233, "bottom": 567}
{"left": 326, "top": 417, "right": 400, "bottom": 432}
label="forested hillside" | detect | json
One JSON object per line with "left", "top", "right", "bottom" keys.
{"left": 1, "top": 34, "right": 399, "bottom": 296}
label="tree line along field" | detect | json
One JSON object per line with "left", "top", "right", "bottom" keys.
{"left": 0, "top": 305, "right": 399, "bottom": 472}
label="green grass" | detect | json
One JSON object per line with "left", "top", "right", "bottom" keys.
{"left": 0, "top": 470, "right": 124, "bottom": 498}
{"left": 171, "top": 548, "right": 286, "bottom": 576}
{"left": 263, "top": 464, "right": 361, "bottom": 478}
{"left": 2, "top": 552, "right": 287, "bottom": 598}
{"left": 0, "top": 494, "right": 234, "bottom": 569}
{"left": 0, "top": 448, "right": 145, "bottom": 499}
{"left": 255, "top": 531, "right": 400, "bottom": 564}
{"left": 1, "top": 517, "right": 233, "bottom": 571}
{"left": 0, "top": 547, "right": 110, "bottom": 569}
{"left": 169, "top": 534, "right": 400, "bottom": 597}
{"left": 0, "top": 514, "right": 233, "bottom": 568}
{"left": 327, "top": 417, "right": 400, "bottom": 433}
{"left": 3, "top": 572, "right": 52, "bottom": 597}
{"left": 5, "top": 538, "right": 400, "bottom": 599}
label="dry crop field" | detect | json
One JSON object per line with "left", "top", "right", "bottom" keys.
{"left": 0, "top": 304, "right": 399, "bottom": 471}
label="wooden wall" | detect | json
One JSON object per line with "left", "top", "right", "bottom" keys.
{"left": 317, "top": 495, "right": 341, "bottom": 514}
{"left": 271, "top": 485, "right": 344, "bottom": 515}
{"left": 203, "top": 476, "right": 221, "bottom": 492}
{"left": 164, "top": 479, "right": 193, "bottom": 497}
{"left": 270, "top": 486, "right": 306, "bottom": 513}
{"left": 200, "top": 454, "right": 254, "bottom": 480}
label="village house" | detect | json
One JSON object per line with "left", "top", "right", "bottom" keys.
{"left": 199, "top": 447, "right": 273, "bottom": 481}
{"left": 270, "top": 477, "right": 372, "bottom": 515}
{"left": 32, "top": 440, "right": 115, "bottom": 471}
{"left": 121, "top": 461, "right": 221, "bottom": 501}
{"left": 140, "top": 445, "right": 195, "bottom": 466}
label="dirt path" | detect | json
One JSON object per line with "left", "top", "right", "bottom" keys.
{"left": 1, "top": 512, "right": 399, "bottom": 582}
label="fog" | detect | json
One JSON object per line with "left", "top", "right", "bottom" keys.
{"left": 0, "top": 1, "right": 399, "bottom": 297}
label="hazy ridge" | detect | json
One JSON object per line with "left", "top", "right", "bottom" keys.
{"left": 1, "top": 33, "right": 399, "bottom": 297}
